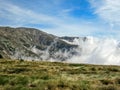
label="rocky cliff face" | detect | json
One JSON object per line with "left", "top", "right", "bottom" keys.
{"left": 0, "top": 27, "right": 78, "bottom": 61}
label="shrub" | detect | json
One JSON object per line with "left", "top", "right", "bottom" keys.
{"left": 9, "top": 76, "right": 29, "bottom": 86}
{"left": 115, "top": 78, "right": 120, "bottom": 84}
{"left": 98, "top": 85, "right": 117, "bottom": 90}
{"left": 0, "top": 76, "right": 9, "bottom": 85}
{"left": 100, "top": 79, "right": 113, "bottom": 85}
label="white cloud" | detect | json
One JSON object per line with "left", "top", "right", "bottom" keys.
{"left": 0, "top": 0, "right": 103, "bottom": 36}
{"left": 89, "top": 0, "right": 120, "bottom": 39}
{"left": 0, "top": 1, "right": 58, "bottom": 25}
{"left": 90, "top": 0, "right": 120, "bottom": 26}
{"left": 0, "top": 0, "right": 117, "bottom": 37}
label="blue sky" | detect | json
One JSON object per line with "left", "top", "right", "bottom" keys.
{"left": 0, "top": 0, "right": 120, "bottom": 38}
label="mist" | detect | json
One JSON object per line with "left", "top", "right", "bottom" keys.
{"left": 66, "top": 37, "right": 120, "bottom": 65}
{"left": 11, "top": 36, "right": 120, "bottom": 65}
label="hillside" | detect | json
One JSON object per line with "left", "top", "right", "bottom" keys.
{"left": 0, "top": 59, "right": 120, "bottom": 90}
{"left": 0, "top": 27, "right": 78, "bottom": 61}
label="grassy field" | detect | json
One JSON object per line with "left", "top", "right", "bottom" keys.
{"left": 0, "top": 59, "right": 120, "bottom": 90}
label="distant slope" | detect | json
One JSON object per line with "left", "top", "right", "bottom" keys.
{"left": 0, "top": 27, "right": 78, "bottom": 60}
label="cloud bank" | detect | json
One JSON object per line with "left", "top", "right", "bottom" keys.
{"left": 67, "top": 37, "right": 120, "bottom": 65}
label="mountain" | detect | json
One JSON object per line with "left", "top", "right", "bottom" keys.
{"left": 61, "top": 36, "right": 88, "bottom": 42}
{"left": 0, "top": 27, "right": 78, "bottom": 61}
{"left": 60, "top": 36, "right": 79, "bottom": 42}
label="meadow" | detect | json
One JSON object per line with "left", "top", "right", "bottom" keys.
{"left": 0, "top": 59, "right": 120, "bottom": 90}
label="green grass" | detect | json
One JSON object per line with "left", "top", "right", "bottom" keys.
{"left": 0, "top": 59, "right": 120, "bottom": 90}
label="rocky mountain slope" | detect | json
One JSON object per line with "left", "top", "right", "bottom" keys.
{"left": 0, "top": 27, "right": 78, "bottom": 61}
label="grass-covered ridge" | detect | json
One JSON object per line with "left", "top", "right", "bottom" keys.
{"left": 0, "top": 59, "right": 120, "bottom": 90}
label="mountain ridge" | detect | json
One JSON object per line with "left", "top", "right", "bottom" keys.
{"left": 0, "top": 26, "right": 78, "bottom": 61}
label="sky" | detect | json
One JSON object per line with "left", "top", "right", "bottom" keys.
{"left": 0, "top": 0, "right": 120, "bottom": 38}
